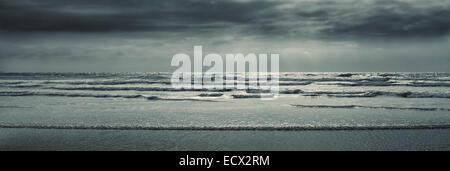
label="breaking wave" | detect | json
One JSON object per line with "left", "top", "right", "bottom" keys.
{"left": 303, "top": 91, "right": 450, "bottom": 98}
{"left": 2, "top": 72, "right": 450, "bottom": 100}
{"left": 322, "top": 81, "right": 450, "bottom": 87}
{"left": 278, "top": 77, "right": 391, "bottom": 83}
{"left": 0, "top": 91, "right": 145, "bottom": 98}
{"left": 280, "top": 89, "right": 303, "bottom": 94}
{"left": 278, "top": 81, "right": 312, "bottom": 86}
{"left": 231, "top": 94, "right": 263, "bottom": 98}
{"left": 0, "top": 91, "right": 217, "bottom": 102}
{"left": 146, "top": 96, "right": 217, "bottom": 102}
{"left": 43, "top": 80, "right": 171, "bottom": 85}
{"left": 198, "top": 93, "right": 224, "bottom": 97}
{"left": 49, "top": 86, "right": 234, "bottom": 92}
{"left": 0, "top": 84, "right": 42, "bottom": 88}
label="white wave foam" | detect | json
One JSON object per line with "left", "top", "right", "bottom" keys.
{"left": 280, "top": 89, "right": 303, "bottom": 94}
{"left": 43, "top": 80, "right": 171, "bottom": 85}
{"left": 303, "top": 91, "right": 450, "bottom": 98}
{"left": 231, "top": 94, "right": 263, "bottom": 98}
{"left": 291, "top": 104, "right": 450, "bottom": 111}
{"left": 0, "top": 91, "right": 144, "bottom": 99}
{"left": 50, "top": 86, "right": 233, "bottom": 92}
{"left": 198, "top": 93, "right": 224, "bottom": 97}
{"left": 1, "top": 123, "right": 449, "bottom": 131}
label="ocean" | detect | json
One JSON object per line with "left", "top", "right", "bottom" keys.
{"left": 1, "top": 72, "right": 450, "bottom": 150}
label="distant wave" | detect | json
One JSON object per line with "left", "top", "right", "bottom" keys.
{"left": 0, "top": 91, "right": 217, "bottom": 102}
{"left": 5, "top": 80, "right": 449, "bottom": 88}
{"left": 302, "top": 91, "right": 373, "bottom": 97}
{"left": 0, "top": 72, "right": 171, "bottom": 80}
{"left": 322, "top": 81, "right": 450, "bottom": 87}
{"left": 336, "top": 73, "right": 356, "bottom": 77}
{"left": 0, "top": 84, "right": 42, "bottom": 88}
{"left": 1, "top": 123, "right": 450, "bottom": 131}
{"left": 43, "top": 80, "right": 171, "bottom": 85}
{"left": 0, "top": 81, "right": 25, "bottom": 85}
{"left": 49, "top": 86, "right": 233, "bottom": 92}
{"left": 244, "top": 89, "right": 303, "bottom": 94}
{"left": 229, "top": 89, "right": 304, "bottom": 98}
{"left": 198, "top": 93, "right": 223, "bottom": 97}
{"left": 245, "top": 89, "right": 271, "bottom": 93}
{"left": 278, "top": 81, "right": 312, "bottom": 86}
{"left": 302, "top": 91, "right": 450, "bottom": 98}
{"left": 2, "top": 90, "right": 449, "bottom": 99}
{"left": 0, "top": 105, "right": 32, "bottom": 108}
{"left": 0, "top": 91, "right": 145, "bottom": 98}
{"left": 291, "top": 104, "right": 450, "bottom": 111}
{"left": 280, "top": 89, "right": 303, "bottom": 94}
{"left": 279, "top": 77, "right": 391, "bottom": 82}
{"left": 146, "top": 96, "right": 217, "bottom": 102}
{"left": 231, "top": 94, "right": 263, "bottom": 98}
{"left": 2, "top": 72, "right": 450, "bottom": 100}
{"left": 3, "top": 72, "right": 450, "bottom": 90}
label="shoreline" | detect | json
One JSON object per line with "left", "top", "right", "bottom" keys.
{"left": 2, "top": 124, "right": 450, "bottom": 131}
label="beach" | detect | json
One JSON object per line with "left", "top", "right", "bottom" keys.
{"left": 1, "top": 128, "right": 449, "bottom": 151}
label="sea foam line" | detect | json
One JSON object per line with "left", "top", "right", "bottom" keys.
{"left": 1, "top": 124, "right": 450, "bottom": 131}
{"left": 291, "top": 104, "right": 450, "bottom": 111}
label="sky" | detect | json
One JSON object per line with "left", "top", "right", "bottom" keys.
{"left": 0, "top": 0, "right": 449, "bottom": 72}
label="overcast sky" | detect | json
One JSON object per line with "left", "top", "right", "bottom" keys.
{"left": 0, "top": 0, "right": 449, "bottom": 72}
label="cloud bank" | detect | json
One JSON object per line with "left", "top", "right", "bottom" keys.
{"left": 0, "top": 0, "right": 449, "bottom": 72}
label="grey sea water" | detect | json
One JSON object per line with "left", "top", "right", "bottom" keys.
{"left": 1, "top": 72, "right": 450, "bottom": 150}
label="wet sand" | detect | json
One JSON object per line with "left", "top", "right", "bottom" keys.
{"left": 1, "top": 128, "right": 449, "bottom": 151}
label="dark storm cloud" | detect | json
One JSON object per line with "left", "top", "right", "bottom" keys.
{"left": 1, "top": 0, "right": 449, "bottom": 38}
{"left": 0, "top": 0, "right": 279, "bottom": 32}
{"left": 1, "top": 0, "right": 450, "bottom": 72}
{"left": 319, "top": 0, "right": 450, "bottom": 38}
